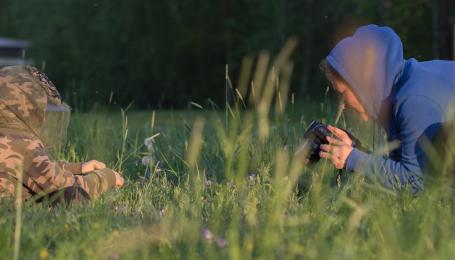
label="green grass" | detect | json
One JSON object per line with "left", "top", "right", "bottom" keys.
{"left": 1, "top": 41, "right": 454, "bottom": 259}
{"left": 1, "top": 105, "right": 455, "bottom": 260}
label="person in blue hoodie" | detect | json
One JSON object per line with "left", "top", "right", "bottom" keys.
{"left": 319, "top": 24, "right": 455, "bottom": 192}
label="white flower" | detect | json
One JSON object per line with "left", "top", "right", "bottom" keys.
{"left": 144, "top": 133, "right": 160, "bottom": 150}
{"left": 142, "top": 156, "right": 152, "bottom": 166}
{"left": 144, "top": 137, "right": 153, "bottom": 147}
{"left": 159, "top": 208, "right": 165, "bottom": 217}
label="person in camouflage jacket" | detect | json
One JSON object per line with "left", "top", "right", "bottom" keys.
{"left": 0, "top": 65, "right": 124, "bottom": 204}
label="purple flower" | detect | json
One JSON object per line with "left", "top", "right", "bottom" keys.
{"left": 216, "top": 238, "right": 228, "bottom": 248}
{"left": 203, "top": 228, "right": 213, "bottom": 242}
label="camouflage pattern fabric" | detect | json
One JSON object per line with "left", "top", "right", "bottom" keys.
{"left": 0, "top": 66, "right": 117, "bottom": 203}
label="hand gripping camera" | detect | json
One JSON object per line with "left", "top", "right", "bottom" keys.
{"left": 297, "top": 121, "right": 366, "bottom": 165}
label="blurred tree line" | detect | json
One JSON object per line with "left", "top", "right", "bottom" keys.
{"left": 0, "top": 0, "right": 453, "bottom": 109}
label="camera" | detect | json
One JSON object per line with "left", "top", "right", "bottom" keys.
{"left": 297, "top": 121, "right": 366, "bottom": 164}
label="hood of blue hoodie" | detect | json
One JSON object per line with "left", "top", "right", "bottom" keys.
{"left": 326, "top": 24, "right": 405, "bottom": 121}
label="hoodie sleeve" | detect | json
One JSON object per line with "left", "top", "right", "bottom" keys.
{"left": 26, "top": 140, "right": 117, "bottom": 199}
{"left": 346, "top": 96, "right": 444, "bottom": 192}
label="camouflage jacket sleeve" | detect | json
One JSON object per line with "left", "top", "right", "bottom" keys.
{"left": 25, "top": 139, "right": 117, "bottom": 199}
{"left": 58, "top": 161, "right": 83, "bottom": 174}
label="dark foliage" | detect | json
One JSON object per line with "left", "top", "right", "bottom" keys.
{"left": 0, "top": 0, "right": 453, "bottom": 109}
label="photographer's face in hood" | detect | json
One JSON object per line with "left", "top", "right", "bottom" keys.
{"left": 332, "top": 78, "right": 369, "bottom": 121}
{"left": 326, "top": 24, "right": 405, "bottom": 122}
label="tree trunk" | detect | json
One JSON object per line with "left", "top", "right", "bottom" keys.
{"left": 453, "top": 23, "right": 455, "bottom": 60}
{"left": 432, "top": 0, "right": 451, "bottom": 59}
{"left": 278, "top": 0, "right": 287, "bottom": 45}
{"left": 301, "top": 0, "right": 313, "bottom": 94}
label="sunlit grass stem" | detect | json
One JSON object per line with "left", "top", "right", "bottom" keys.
{"left": 13, "top": 163, "right": 23, "bottom": 260}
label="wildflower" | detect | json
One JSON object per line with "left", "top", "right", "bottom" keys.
{"left": 144, "top": 133, "right": 160, "bottom": 152}
{"left": 203, "top": 228, "right": 213, "bottom": 242}
{"left": 159, "top": 208, "right": 166, "bottom": 217}
{"left": 39, "top": 248, "right": 49, "bottom": 260}
{"left": 144, "top": 137, "right": 154, "bottom": 152}
{"left": 113, "top": 203, "right": 127, "bottom": 214}
{"left": 216, "top": 238, "right": 229, "bottom": 248}
{"left": 142, "top": 156, "right": 152, "bottom": 166}
{"left": 142, "top": 155, "right": 162, "bottom": 177}
{"left": 108, "top": 253, "right": 120, "bottom": 260}
{"left": 248, "top": 173, "right": 256, "bottom": 181}
{"left": 144, "top": 137, "right": 153, "bottom": 147}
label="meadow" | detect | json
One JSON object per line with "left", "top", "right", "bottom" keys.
{"left": 2, "top": 43, "right": 455, "bottom": 260}
{"left": 0, "top": 102, "right": 455, "bottom": 259}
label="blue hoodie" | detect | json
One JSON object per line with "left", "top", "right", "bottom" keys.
{"left": 326, "top": 24, "right": 455, "bottom": 191}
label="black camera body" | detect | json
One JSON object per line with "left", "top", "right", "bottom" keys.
{"left": 298, "top": 121, "right": 366, "bottom": 164}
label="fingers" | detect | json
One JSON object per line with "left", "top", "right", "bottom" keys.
{"left": 319, "top": 150, "right": 341, "bottom": 161}
{"left": 320, "top": 145, "right": 343, "bottom": 160}
{"left": 320, "top": 144, "right": 331, "bottom": 153}
{"left": 82, "top": 160, "right": 107, "bottom": 173}
{"left": 94, "top": 161, "right": 106, "bottom": 169}
{"left": 118, "top": 177, "right": 124, "bottom": 187}
{"left": 319, "top": 151, "right": 344, "bottom": 169}
{"left": 327, "top": 125, "right": 351, "bottom": 141}
{"left": 114, "top": 172, "right": 124, "bottom": 187}
{"left": 326, "top": 136, "right": 344, "bottom": 146}
{"left": 320, "top": 142, "right": 353, "bottom": 170}
{"left": 328, "top": 125, "right": 353, "bottom": 146}
{"left": 89, "top": 160, "right": 106, "bottom": 170}
{"left": 321, "top": 143, "right": 344, "bottom": 153}
{"left": 327, "top": 125, "right": 348, "bottom": 138}
{"left": 319, "top": 151, "right": 331, "bottom": 159}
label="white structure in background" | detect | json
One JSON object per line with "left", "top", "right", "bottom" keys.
{"left": 0, "top": 37, "right": 33, "bottom": 67}
{"left": 0, "top": 37, "right": 69, "bottom": 154}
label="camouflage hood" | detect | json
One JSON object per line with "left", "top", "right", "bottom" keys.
{"left": 0, "top": 66, "right": 62, "bottom": 137}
